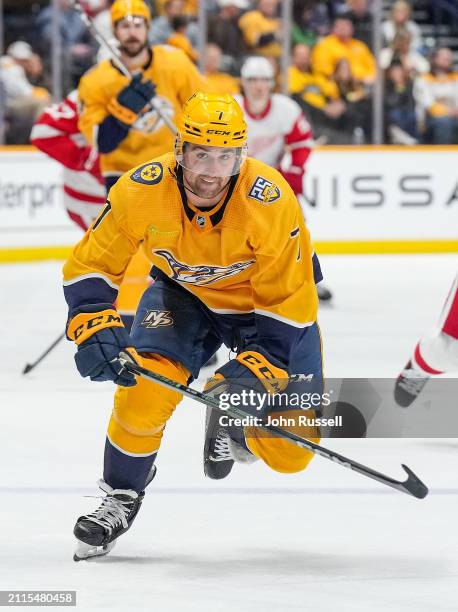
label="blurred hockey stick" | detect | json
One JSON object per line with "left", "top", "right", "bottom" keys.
{"left": 22, "top": 331, "right": 66, "bottom": 375}
{"left": 118, "top": 353, "right": 429, "bottom": 499}
{"left": 72, "top": 0, "right": 176, "bottom": 134}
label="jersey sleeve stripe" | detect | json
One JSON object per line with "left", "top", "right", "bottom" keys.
{"left": 92, "top": 201, "right": 112, "bottom": 230}
{"left": 63, "top": 185, "right": 106, "bottom": 204}
{"left": 255, "top": 308, "right": 315, "bottom": 328}
{"left": 63, "top": 277, "right": 119, "bottom": 314}
{"left": 206, "top": 307, "right": 255, "bottom": 315}
{"left": 30, "top": 124, "right": 66, "bottom": 139}
{"left": 288, "top": 138, "right": 315, "bottom": 150}
{"left": 63, "top": 272, "right": 120, "bottom": 290}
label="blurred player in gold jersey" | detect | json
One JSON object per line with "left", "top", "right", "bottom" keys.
{"left": 77, "top": 0, "right": 207, "bottom": 326}
{"left": 64, "top": 93, "right": 324, "bottom": 560}
{"left": 78, "top": 0, "right": 206, "bottom": 188}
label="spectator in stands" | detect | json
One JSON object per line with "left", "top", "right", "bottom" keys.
{"left": 166, "top": 15, "right": 199, "bottom": 62}
{"left": 204, "top": 43, "right": 240, "bottom": 94}
{"left": 289, "top": 43, "right": 356, "bottom": 144}
{"left": 292, "top": 0, "right": 331, "bottom": 48}
{"left": 6, "top": 42, "right": 48, "bottom": 89}
{"left": 379, "top": 28, "right": 429, "bottom": 76}
{"left": 36, "top": 1, "right": 89, "bottom": 51}
{"left": 415, "top": 47, "right": 458, "bottom": 144}
{"left": 331, "top": 57, "right": 371, "bottom": 139}
{"left": 239, "top": 0, "right": 282, "bottom": 58}
{"left": 382, "top": 1, "right": 422, "bottom": 53}
{"left": 384, "top": 59, "right": 418, "bottom": 144}
{"left": 289, "top": 42, "right": 339, "bottom": 108}
{"left": 0, "top": 41, "right": 50, "bottom": 144}
{"left": 311, "top": 13, "right": 376, "bottom": 84}
{"left": 332, "top": 57, "right": 368, "bottom": 103}
{"left": 36, "top": 0, "right": 97, "bottom": 91}
{"left": 154, "top": 0, "right": 201, "bottom": 16}
{"left": 207, "top": 0, "right": 249, "bottom": 66}
{"left": 342, "top": 0, "right": 372, "bottom": 50}
{"left": 149, "top": 0, "right": 198, "bottom": 47}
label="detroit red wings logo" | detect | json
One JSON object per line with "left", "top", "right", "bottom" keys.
{"left": 155, "top": 249, "right": 255, "bottom": 285}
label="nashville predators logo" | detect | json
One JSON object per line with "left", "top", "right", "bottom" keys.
{"left": 155, "top": 249, "right": 255, "bottom": 286}
{"left": 131, "top": 162, "right": 163, "bottom": 185}
{"left": 141, "top": 310, "right": 173, "bottom": 328}
{"left": 248, "top": 176, "right": 281, "bottom": 205}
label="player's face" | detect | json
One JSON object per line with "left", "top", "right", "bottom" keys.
{"left": 243, "top": 77, "right": 272, "bottom": 102}
{"left": 183, "top": 145, "right": 236, "bottom": 199}
{"left": 115, "top": 16, "right": 149, "bottom": 57}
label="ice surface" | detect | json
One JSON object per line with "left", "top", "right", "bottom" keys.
{"left": 1, "top": 255, "right": 457, "bottom": 611}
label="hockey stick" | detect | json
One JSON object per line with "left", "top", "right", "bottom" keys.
{"left": 72, "top": 0, "right": 176, "bottom": 134}
{"left": 118, "top": 353, "right": 429, "bottom": 499}
{"left": 22, "top": 331, "right": 66, "bottom": 375}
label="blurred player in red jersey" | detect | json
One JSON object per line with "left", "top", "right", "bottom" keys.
{"left": 395, "top": 274, "right": 458, "bottom": 406}
{"left": 235, "top": 56, "right": 332, "bottom": 302}
{"left": 30, "top": 90, "right": 105, "bottom": 231}
{"left": 235, "top": 56, "right": 313, "bottom": 197}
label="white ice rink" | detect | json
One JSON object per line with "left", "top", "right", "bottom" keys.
{"left": 1, "top": 254, "right": 457, "bottom": 611}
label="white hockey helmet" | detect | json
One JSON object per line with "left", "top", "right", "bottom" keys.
{"left": 240, "top": 56, "right": 275, "bottom": 80}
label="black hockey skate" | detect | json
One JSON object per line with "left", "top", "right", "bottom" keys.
{"left": 203, "top": 407, "right": 234, "bottom": 480}
{"left": 203, "top": 407, "right": 258, "bottom": 479}
{"left": 394, "top": 360, "right": 430, "bottom": 407}
{"left": 73, "top": 467, "right": 156, "bottom": 561}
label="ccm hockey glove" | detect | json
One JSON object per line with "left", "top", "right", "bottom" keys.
{"left": 204, "top": 345, "right": 289, "bottom": 416}
{"left": 67, "top": 304, "right": 138, "bottom": 387}
{"left": 108, "top": 73, "right": 156, "bottom": 127}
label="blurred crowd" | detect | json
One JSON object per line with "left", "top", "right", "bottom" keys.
{"left": 1, "top": 0, "right": 458, "bottom": 145}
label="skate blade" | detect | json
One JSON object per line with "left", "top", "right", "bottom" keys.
{"left": 73, "top": 539, "right": 116, "bottom": 561}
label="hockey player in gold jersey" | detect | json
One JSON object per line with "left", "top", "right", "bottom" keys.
{"left": 64, "top": 92, "right": 323, "bottom": 560}
{"left": 77, "top": 0, "right": 207, "bottom": 327}
{"left": 78, "top": 0, "right": 206, "bottom": 190}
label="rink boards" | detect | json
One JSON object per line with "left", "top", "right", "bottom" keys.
{"left": 0, "top": 145, "right": 457, "bottom": 261}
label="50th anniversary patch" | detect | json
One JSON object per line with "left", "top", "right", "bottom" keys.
{"left": 248, "top": 176, "right": 281, "bottom": 204}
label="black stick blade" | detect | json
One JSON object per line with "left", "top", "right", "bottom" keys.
{"left": 22, "top": 364, "right": 33, "bottom": 375}
{"left": 401, "top": 464, "right": 429, "bottom": 499}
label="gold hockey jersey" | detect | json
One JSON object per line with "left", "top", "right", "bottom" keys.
{"left": 63, "top": 153, "right": 318, "bottom": 360}
{"left": 77, "top": 46, "right": 207, "bottom": 177}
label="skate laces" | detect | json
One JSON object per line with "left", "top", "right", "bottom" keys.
{"left": 84, "top": 494, "right": 135, "bottom": 532}
{"left": 211, "top": 429, "right": 232, "bottom": 462}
